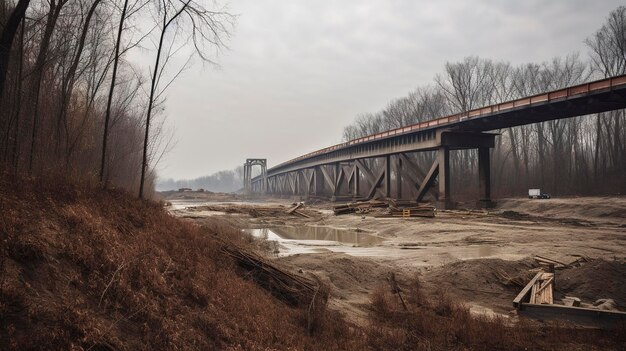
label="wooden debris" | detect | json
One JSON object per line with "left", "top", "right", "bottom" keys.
{"left": 533, "top": 273, "right": 554, "bottom": 304}
{"left": 332, "top": 200, "right": 387, "bottom": 215}
{"left": 387, "top": 272, "right": 407, "bottom": 311}
{"left": 286, "top": 202, "right": 304, "bottom": 214}
{"left": 285, "top": 202, "right": 312, "bottom": 218}
{"left": 292, "top": 210, "right": 311, "bottom": 218}
{"left": 220, "top": 242, "right": 327, "bottom": 307}
{"left": 494, "top": 269, "right": 529, "bottom": 287}
{"left": 534, "top": 255, "right": 590, "bottom": 269}
{"left": 534, "top": 255, "right": 568, "bottom": 269}
{"left": 514, "top": 269, "right": 626, "bottom": 328}
{"left": 515, "top": 271, "right": 554, "bottom": 306}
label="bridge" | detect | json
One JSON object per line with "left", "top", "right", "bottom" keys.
{"left": 245, "top": 75, "right": 626, "bottom": 209}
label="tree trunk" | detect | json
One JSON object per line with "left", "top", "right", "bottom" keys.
{"left": 28, "top": 0, "right": 63, "bottom": 173}
{"left": 0, "top": 0, "right": 30, "bottom": 106}
{"left": 58, "top": 0, "right": 102, "bottom": 164}
{"left": 100, "top": 0, "right": 129, "bottom": 184}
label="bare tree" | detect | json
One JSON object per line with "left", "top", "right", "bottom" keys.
{"left": 139, "top": 0, "right": 233, "bottom": 198}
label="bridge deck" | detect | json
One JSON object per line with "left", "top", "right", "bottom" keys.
{"left": 260, "top": 75, "right": 626, "bottom": 178}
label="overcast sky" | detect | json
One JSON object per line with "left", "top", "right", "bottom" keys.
{"left": 156, "top": 0, "right": 623, "bottom": 180}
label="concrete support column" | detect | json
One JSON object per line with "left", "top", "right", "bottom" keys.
{"left": 243, "top": 163, "right": 250, "bottom": 194}
{"left": 395, "top": 155, "right": 402, "bottom": 199}
{"left": 478, "top": 147, "right": 494, "bottom": 208}
{"left": 261, "top": 165, "right": 267, "bottom": 194}
{"left": 353, "top": 165, "right": 360, "bottom": 199}
{"left": 332, "top": 163, "right": 340, "bottom": 200}
{"left": 313, "top": 167, "right": 320, "bottom": 196}
{"left": 437, "top": 146, "right": 452, "bottom": 209}
{"left": 384, "top": 155, "right": 391, "bottom": 198}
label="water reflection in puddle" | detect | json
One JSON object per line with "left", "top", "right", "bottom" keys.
{"left": 244, "top": 226, "right": 385, "bottom": 256}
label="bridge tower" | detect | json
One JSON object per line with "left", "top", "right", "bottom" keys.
{"left": 243, "top": 159, "right": 267, "bottom": 194}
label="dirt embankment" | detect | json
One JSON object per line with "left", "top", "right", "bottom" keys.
{"left": 0, "top": 178, "right": 362, "bottom": 350}
{"left": 497, "top": 197, "right": 626, "bottom": 225}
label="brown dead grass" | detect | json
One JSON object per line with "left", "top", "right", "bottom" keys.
{"left": 0, "top": 174, "right": 364, "bottom": 350}
{"left": 367, "top": 275, "right": 625, "bottom": 351}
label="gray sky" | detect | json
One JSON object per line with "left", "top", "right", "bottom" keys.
{"left": 157, "top": 0, "right": 623, "bottom": 180}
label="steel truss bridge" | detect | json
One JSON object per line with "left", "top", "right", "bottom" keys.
{"left": 245, "top": 75, "right": 626, "bottom": 209}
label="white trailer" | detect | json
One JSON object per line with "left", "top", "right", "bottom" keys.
{"left": 528, "top": 189, "right": 550, "bottom": 199}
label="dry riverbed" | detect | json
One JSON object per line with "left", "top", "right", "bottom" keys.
{"left": 165, "top": 193, "right": 626, "bottom": 324}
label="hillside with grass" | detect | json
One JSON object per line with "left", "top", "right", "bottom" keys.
{"left": 0, "top": 176, "right": 362, "bottom": 350}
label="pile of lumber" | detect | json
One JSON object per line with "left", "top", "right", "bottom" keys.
{"left": 529, "top": 272, "right": 554, "bottom": 304}
{"left": 534, "top": 255, "right": 589, "bottom": 270}
{"left": 333, "top": 199, "right": 436, "bottom": 218}
{"left": 332, "top": 200, "right": 387, "bottom": 215}
{"left": 221, "top": 242, "right": 328, "bottom": 307}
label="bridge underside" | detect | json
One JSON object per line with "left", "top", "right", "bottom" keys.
{"left": 250, "top": 131, "right": 495, "bottom": 209}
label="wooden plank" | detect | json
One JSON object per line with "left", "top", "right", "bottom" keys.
{"left": 530, "top": 282, "right": 538, "bottom": 304}
{"left": 513, "top": 271, "right": 543, "bottom": 308}
{"left": 292, "top": 210, "right": 311, "bottom": 218}
{"left": 534, "top": 255, "right": 568, "bottom": 267}
{"left": 286, "top": 203, "right": 303, "bottom": 214}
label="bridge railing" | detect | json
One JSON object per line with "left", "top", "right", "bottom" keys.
{"left": 270, "top": 74, "right": 626, "bottom": 172}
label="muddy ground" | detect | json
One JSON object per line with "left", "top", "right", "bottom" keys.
{"left": 165, "top": 193, "right": 626, "bottom": 324}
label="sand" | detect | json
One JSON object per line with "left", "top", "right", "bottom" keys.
{"left": 167, "top": 193, "right": 626, "bottom": 323}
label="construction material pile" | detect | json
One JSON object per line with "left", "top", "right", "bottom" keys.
{"left": 332, "top": 199, "right": 436, "bottom": 218}
{"left": 528, "top": 271, "right": 555, "bottom": 304}
{"left": 221, "top": 242, "right": 328, "bottom": 307}
{"left": 285, "top": 202, "right": 311, "bottom": 218}
{"left": 332, "top": 200, "right": 388, "bottom": 215}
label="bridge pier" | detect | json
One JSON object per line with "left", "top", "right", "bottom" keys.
{"left": 437, "top": 146, "right": 452, "bottom": 209}
{"left": 477, "top": 147, "right": 493, "bottom": 208}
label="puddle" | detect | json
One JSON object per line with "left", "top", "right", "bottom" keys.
{"left": 242, "top": 226, "right": 506, "bottom": 260}
{"left": 244, "top": 226, "right": 386, "bottom": 256}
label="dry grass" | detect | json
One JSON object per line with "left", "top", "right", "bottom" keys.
{"left": 0, "top": 174, "right": 364, "bottom": 350}
{"left": 366, "top": 275, "right": 625, "bottom": 351}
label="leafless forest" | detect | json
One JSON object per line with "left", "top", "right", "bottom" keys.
{"left": 0, "top": 0, "right": 233, "bottom": 197}
{"left": 342, "top": 6, "right": 626, "bottom": 197}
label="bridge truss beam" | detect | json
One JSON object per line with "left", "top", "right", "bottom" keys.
{"left": 250, "top": 131, "right": 496, "bottom": 209}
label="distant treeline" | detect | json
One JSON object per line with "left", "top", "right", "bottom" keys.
{"left": 157, "top": 167, "right": 244, "bottom": 193}
{"left": 342, "top": 6, "right": 626, "bottom": 197}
